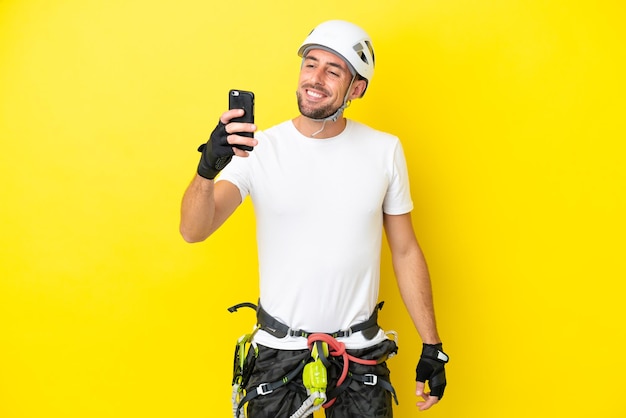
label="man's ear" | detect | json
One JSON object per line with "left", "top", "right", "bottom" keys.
{"left": 349, "top": 79, "right": 368, "bottom": 99}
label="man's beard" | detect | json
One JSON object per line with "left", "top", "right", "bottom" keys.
{"left": 296, "top": 90, "right": 341, "bottom": 120}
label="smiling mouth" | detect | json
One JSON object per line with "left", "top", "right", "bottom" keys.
{"left": 303, "top": 84, "right": 330, "bottom": 99}
{"left": 305, "top": 89, "right": 326, "bottom": 100}
{"left": 306, "top": 90, "right": 324, "bottom": 99}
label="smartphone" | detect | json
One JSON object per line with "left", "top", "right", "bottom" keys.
{"left": 228, "top": 89, "right": 255, "bottom": 151}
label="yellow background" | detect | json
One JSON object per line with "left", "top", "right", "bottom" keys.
{"left": 1, "top": 1, "right": 624, "bottom": 417}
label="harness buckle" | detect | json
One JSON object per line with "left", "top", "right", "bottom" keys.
{"left": 288, "top": 328, "right": 310, "bottom": 338}
{"left": 257, "top": 383, "right": 273, "bottom": 395}
{"left": 332, "top": 327, "right": 353, "bottom": 338}
{"left": 363, "top": 374, "right": 378, "bottom": 386}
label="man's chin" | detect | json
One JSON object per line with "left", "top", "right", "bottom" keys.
{"left": 297, "top": 94, "right": 337, "bottom": 120}
{"left": 298, "top": 105, "right": 338, "bottom": 121}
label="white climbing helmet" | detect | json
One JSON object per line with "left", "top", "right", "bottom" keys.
{"left": 297, "top": 20, "right": 375, "bottom": 95}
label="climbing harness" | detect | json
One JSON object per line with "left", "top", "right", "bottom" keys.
{"left": 228, "top": 301, "right": 398, "bottom": 418}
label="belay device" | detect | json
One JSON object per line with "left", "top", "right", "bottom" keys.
{"left": 289, "top": 340, "right": 329, "bottom": 418}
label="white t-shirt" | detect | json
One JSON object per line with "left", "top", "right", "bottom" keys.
{"left": 218, "top": 119, "right": 413, "bottom": 349}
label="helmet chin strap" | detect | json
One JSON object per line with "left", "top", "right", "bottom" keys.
{"left": 309, "top": 75, "right": 356, "bottom": 137}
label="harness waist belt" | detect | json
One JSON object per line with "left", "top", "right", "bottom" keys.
{"left": 257, "top": 301, "right": 384, "bottom": 340}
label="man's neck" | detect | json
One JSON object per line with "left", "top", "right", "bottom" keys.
{"left": 292, "top": 115, "right": 347, "bottom": 139}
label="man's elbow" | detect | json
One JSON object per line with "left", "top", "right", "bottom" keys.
{"left": 179, "top": 226, "right": 209, "bottom": 243}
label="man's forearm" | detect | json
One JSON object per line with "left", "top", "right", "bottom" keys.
{"left": 180, "top": 174, "right": 216, "bottom": 243}
{"left": 393, "top": 247, "right": 441, "bottom": 344}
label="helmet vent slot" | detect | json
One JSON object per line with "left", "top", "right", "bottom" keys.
{"left": 353, "top": 41, "right": 375, "bottom": 66}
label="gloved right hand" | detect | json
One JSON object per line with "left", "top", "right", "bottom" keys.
{"left": 197, "top": 121, "right": 235, "bottom": 180}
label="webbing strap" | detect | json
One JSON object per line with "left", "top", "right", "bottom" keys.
{"left": 334, "top": 372, "right": 398, "bottom": 405}
{"left": 257, "top": 301, "right": 384, "bottom": 339}
{"left": 228, "top": 302, "right": 258, "bottom": 313}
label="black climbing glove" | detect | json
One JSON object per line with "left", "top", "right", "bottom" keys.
{"left": 197, "top": 121, "right": 235, "bottom": 180}
{"left": 416, "top": 343, "right": 449, "bottom": 399}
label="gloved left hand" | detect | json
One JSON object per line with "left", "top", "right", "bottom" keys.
{"left": 416, "top": 343, "right": 449, "bottom": 399}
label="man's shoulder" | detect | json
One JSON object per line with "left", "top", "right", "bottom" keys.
{"left": 348, "top": 119, "right": 400, "bottom": 143}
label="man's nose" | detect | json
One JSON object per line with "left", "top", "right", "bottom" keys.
{"left": 310, "top": 67, "right": 325, "bottom": 85}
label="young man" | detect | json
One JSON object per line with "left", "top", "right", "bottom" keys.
{"left": 180, "top": 20, "right": 448, "bottom": 418}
